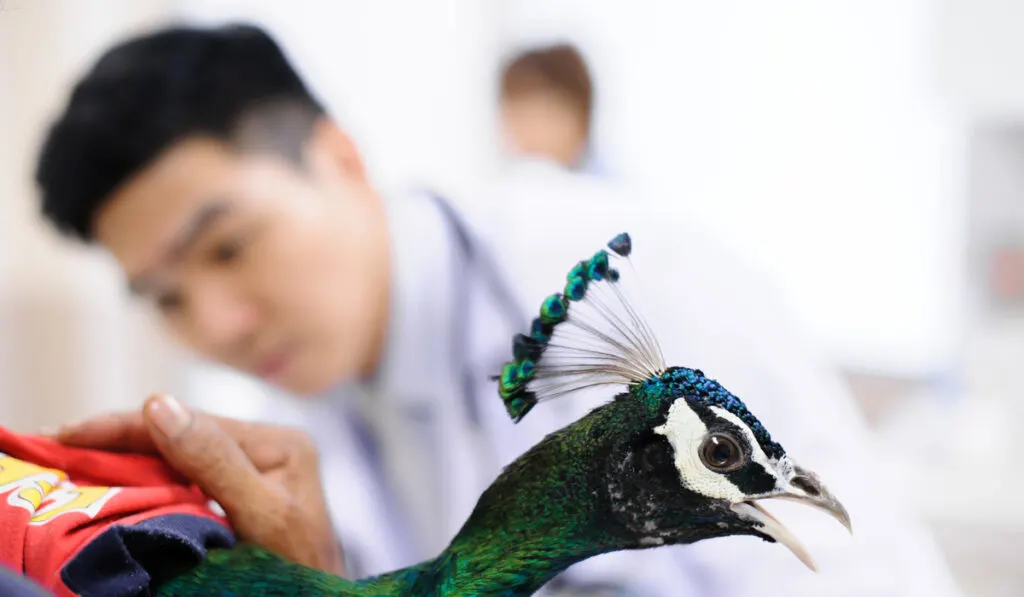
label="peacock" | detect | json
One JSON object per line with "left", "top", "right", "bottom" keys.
{"left": 154, "top": 232, "right": 851, "bottom": 597}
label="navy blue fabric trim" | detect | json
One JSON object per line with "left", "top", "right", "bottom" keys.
{"left": 0, "top": 566, "right": 50, "bottom": 597}
{"left": 60, "top": 513, "right": 236, "bottom": 597}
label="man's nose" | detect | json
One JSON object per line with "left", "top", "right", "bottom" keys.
{"left": 188, "top": 283, "right": 262, "bottom": 350}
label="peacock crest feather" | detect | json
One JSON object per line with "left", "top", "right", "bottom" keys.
{"left": 494, "top": 232, "right": 783, "bottom": 461}
{"left": 495, "top": 232, "right": 666, "bottom": 422}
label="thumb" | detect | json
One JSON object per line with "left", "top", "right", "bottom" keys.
{"left": 141, "top": 394, "right": 274, "bottom": 522}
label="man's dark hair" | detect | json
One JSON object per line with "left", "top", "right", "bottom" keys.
{"left": 34, "top": 23, "right": 326, "bottom": 242}
{"left": 499, "top": 43, "right": 594, "bottom": 133}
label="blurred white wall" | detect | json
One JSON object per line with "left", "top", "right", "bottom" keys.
{"left": 0, "top": 0, "right": 185, "bottom": 432}
{"left": 499, "top": 0, "right": 969, "bottom": 380}
{"left": 937, "top": 0, "right": 1024, "bottom": 121}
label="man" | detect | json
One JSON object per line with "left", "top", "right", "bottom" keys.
{"left": 36, "top": 23, "right": 964, "bottom": 596}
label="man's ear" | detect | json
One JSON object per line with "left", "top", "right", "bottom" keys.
{"left": 305, "top": 118, "right": 368, "bottom": 185}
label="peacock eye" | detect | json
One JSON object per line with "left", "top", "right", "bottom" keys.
{"left": 699, "top": 433, "right": 745, "bottom": 473}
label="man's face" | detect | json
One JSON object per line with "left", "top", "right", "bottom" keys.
{"left": 93, "top": 128, "right": 390, "bottom": 396}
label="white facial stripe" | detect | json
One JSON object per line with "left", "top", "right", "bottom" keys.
{"left": 708, "top": 406, "right": 784, "bottom": 490}
{"left": 654, "top": 400, "right": 745, "bottom": 502}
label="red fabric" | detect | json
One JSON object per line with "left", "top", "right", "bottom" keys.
{"left": 0, "top": 426, "right": 230, "bottom": 596}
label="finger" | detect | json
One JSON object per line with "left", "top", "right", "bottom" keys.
{"left": 52, "top": 412, "right": 157, "bottom": 453}
{"left": 167, "top": 410, "right": 309, "bottom": 471}
{"left": 141, "top": 394, "right": 280, "bottom": 529}
{"left": 53, "top": 399, "right": 262, "bottom": 450}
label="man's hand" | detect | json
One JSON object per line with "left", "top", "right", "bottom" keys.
{"left": 53, "top": 394, "right": 346, "bottom": 577}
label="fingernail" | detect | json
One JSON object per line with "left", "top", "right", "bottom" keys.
{"left": 148, "top": 395, "right": 191, "bottom": 438}
{"left": 45, "top": 420, "right": 79, "bottom": 437}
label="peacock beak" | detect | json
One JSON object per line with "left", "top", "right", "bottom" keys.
{"left": 730, "top": 463, "right": 851, "bottom": 572}
{"left": 777, "top": 464, "right": 852, "bottom": 534}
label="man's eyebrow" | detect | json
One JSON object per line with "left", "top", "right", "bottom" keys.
{"left": 127, "top": 201, "right": 233, "bottom": 296}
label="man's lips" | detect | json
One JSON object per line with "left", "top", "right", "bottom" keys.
{"left": 255, "top": 348, "right": 294, "bottom": 380}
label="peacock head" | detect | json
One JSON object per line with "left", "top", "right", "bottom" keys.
{"left": 494, "top": 232, "right": 851, "bottom": 570}
{"left": 594, "top": 366, "right": 850, "bottom": 569}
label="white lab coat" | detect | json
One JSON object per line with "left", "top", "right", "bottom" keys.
{"left": 250, "top": 159, "right": 966, "bottom": 596}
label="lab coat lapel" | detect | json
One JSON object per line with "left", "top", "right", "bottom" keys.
{"left": 361, "top": 191, "right": 465, "bottom": 557}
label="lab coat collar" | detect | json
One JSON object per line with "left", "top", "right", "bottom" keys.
{"left": 361, "top": 190, "right": 457, "bottom": 406}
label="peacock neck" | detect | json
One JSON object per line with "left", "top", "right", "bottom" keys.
{"left": 152, "top": 406, "right": 641, "bottom": 597}
{"left": 361, "top": 409, "right": 630, "bottom": 596}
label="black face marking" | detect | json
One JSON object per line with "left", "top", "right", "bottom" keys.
{"left": 607, "top": 429, "right": 715, "bottom": 544}
{"left": 637, "top": 431, "right": 676, "bottom": 476}
{"left": 724, "top": 463, "right": 778, "bottom": 495}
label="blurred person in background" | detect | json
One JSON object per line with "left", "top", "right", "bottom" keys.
{"left": 498, "top": 43, "right": 595, "bottom": 174}
{"left": 30, "top": 22, "right": 962, "bottom": 596}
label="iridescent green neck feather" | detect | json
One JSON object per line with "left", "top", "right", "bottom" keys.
{"left": 367, "top": 404, "right": 635, "bottom": 596}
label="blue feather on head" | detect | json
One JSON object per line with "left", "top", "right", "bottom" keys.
{"left": 633, "top": 367, "right": 785, "bottom": 461}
